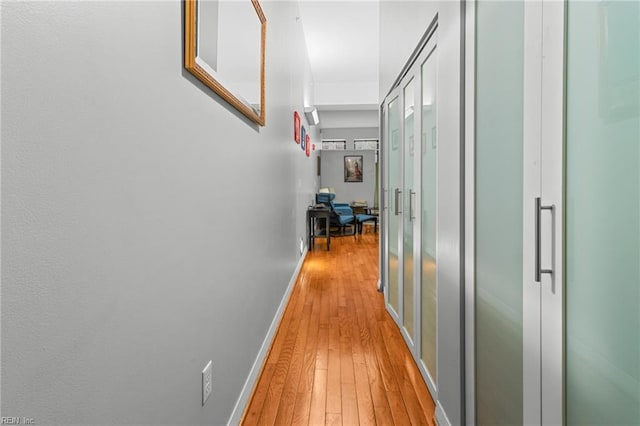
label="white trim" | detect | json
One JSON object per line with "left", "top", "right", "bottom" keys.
{"left": 540, "top": 1, "right": 565, "bottom": 423}
{"left": 226, "top": 248, "right": 309, "bottom": 426}
{"left": 435, "top": 401, "right": 452, "bottom": 426}
{"left": 463, "top": 0, "right": 476, "bottom": 422}
{"left": 522, "top": 0, "right": 543, "bottom": 423}
{"left": 379, "top": 104, "right": 386, "bottom": 295}
{"left": 419, "top": 358, "right": 438, "bottom": 403}
{"left": 415, "top": 33, "right": 439, "bottom": 400}
{"left": 399, "top": 72, "right": 411, "bottom": 341}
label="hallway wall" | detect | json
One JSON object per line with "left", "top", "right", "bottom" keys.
{"left": 1, "top": 1, "right": 319, "bottom": 425}
{"left": 320, "top": 150, "right": 377, "bottom": 207}
{"left": 319, "top": 127, "right": 378, "bottom": 206}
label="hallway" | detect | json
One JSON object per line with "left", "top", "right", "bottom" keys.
{"left": 241, "top": 232, "right": 435, "bottom": 425}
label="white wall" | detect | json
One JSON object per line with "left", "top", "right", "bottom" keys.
{"left": 1, "top": 1, "right": 319, "bottom": 424}
{"left": 314, "top": 81, "right": 379, "bottom": 107}
{"left": 318, "top": 110, "right": 379, "bottom": 129}
{"left": 379, "top": 1, "right": 438, "bottom": 100}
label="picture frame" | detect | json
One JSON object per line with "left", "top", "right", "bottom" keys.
{"left": 301, "top": 126, "right": 307, "bottom": 151}
{"left": 184, "top": 0, "right": 266, "bottom": 126}
{"left": 294, "top": 111, "right": 301, "bottom": 143}
{"left": 305, "top": 134, "right": 311, "bottom": 157}
{"left": 344, "top": 155, "right": 363, "bottom": 183}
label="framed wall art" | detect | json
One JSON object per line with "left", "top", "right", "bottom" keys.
{"left": 344, "top": 155, "right": 363, "bottom": 183}
{"left": 184, "top": 0, "right": 266, "bottom": 126}
{"left": 294, "top": 111, "right": 301, "bottom": 143}
{"left": 301, "top": 126, "right": 306, "bottom": 151}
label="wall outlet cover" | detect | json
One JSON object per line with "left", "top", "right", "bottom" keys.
{"left": 202, "top": 360, "right": 212, "bottom": 406}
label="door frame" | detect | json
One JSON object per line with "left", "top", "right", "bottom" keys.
{"left": 383, "top": 88, "right": 402, "bottom": 325}
{"left": 381, "top": 21, "right": 439, "bottom": 397}
{"left": 414, "top": 34, "right": 439, "bottom": 397}
{"left": 524, "top": 1, "right": 566, "bottom": 424}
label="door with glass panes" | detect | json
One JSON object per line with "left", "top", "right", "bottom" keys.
{"left": 383, "top": 29, "right": 438, "bottom": 394}
{"left": 472, "top": 1, "right": 639, "bottom": 423}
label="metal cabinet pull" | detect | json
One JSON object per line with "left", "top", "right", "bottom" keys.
{"left": 535, "top": 197, "right": 554, "bottom": 282}
{"left": 394, "top": 188, "right": 402, "bottom": 215}
{"left": 382, "top": 188, "right": 387, "bottom": 211}
{"left": 409, "top": 190, "right": 416, "bottom": 221}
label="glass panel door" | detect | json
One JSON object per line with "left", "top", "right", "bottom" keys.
{"left": 403, "top": 78, "right": 416, "bottom": 341}
{"left": 386, "top": 95, "right": 401, "bottom": 316}
{"left": 565, "top": 1, "right": 640, "bottom": 423}
{"left": 421, "top": 46, "right": 437, "bottom": 381}
{"left": 475, "top": 1, "right": 525, "bottom": 423}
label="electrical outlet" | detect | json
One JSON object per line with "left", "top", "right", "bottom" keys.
{"left": 202, "top": 360, "right": 212, "bottom": 406}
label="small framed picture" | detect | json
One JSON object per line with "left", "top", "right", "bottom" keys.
{"left": 344, "top": 155, "right": 363, "bottom": 183}
{"left": 305, "top": 134, "right": 311, "bottom": 157}
{"left": 301, "top": 126, "right": 306, "bottom": 151}
{"left": 294, "top": 112, "right": 301, "bottom": 143}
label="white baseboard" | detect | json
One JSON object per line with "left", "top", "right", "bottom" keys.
{"left": 226, "top": 248, "right": 308, "bottom": 426}
{"left": 435, "top": 401, "right": 452, "bottom": 426}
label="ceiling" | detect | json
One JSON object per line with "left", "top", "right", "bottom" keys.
{"left": 298, "top": 1, "right": 380, "bottom": 111}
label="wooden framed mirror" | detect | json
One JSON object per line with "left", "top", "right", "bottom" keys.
{"left": 185, "top": 0, "right": 266, "bottom": 126}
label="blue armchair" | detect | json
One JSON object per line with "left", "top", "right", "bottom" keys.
{"left": 316, "top": 192, "right": 356, "bottom": 235}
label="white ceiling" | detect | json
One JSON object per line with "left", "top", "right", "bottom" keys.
{"left": 298, "top": 1, "right": 380, "bottom": 109}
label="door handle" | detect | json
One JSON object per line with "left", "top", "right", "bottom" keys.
{"left": 394, "top": 188, "right": 402, "bottom": 215}
{"left": 409, "top": 190, "right": 416, "bottom": 221}
{"left": 535, "top": 197, "right": 554, "bottom": 282}
{"left": 382, "top": 188, "right": 386, "bottom": 211}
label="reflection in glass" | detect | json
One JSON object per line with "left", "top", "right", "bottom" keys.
{"left": 421, "top": 47, "right": 437, "bottom": 381}
{"left": 403, "top": 79, "right": 415, "bottom": 340}
{"left": 566, "top": 1, "right": 640, "bottom": 424}
{"left": 388, "top": 97, "right": 401, "bottom": 314}
{"left": 475, "top": 1, "right": 524, "bottom": 423}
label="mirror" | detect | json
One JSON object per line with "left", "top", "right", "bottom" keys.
{"left": 185, "top": 0, "right": 266, "bottom": 126}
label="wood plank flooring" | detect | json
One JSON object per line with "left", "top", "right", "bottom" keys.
{"left": 241, "top": 231, "right": 435, "bottom": 425}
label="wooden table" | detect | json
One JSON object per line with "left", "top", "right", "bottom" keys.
{"left": 307, "top": 207, "right": 331, "bottom": 250}
{"left": 350, "top": 204, "right": 368, "bottom": 216}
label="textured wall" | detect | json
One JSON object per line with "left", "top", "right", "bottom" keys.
{"left": 1, "top": 1, "right": 319, "bottom": 424}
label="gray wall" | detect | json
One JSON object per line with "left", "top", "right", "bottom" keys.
{"left": 1, "top": 2, "right": 319, "bottom": 425}
{"left": 320, "top": 150, "right": 377, "bottom": 207}
{"left": 320, "top": 127, "right": 379, "bottom": 207}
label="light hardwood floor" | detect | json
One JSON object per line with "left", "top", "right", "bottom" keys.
{"left": 241, "top": 230, "right": 435, "bottom": 425}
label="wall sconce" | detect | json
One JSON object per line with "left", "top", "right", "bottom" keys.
{"left": 304, "top": 107, "right": 320, "bottom": 126}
